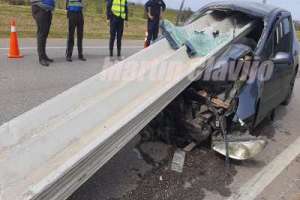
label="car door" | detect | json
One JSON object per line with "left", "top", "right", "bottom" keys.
{"left": 277, "top": 17, "right": 294, "bottom": 96}
{"left": 256, "top": 22, "right": 279, "bottom": 123}
{"left": 256, "top": 15, "right": 293, "bottom": 124}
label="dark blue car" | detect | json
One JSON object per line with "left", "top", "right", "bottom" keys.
{"left": 146, "top": 1, "right": 299, "bottom": 160}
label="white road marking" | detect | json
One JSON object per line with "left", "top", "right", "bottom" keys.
{"left": 0, "top": 46, "right": 143, "bottom": 50}
{"left": 227, "top": 136, "right": 300, "bottom": 200}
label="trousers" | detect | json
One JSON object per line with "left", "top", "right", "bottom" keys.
{"left": 109, "top": 15, "right": 124, "bottom": 56}
{"left": 66, "top": 11, "right": 84, "bottom": 58}
{"left": 146, "top": 19, "right": 159, "bottom": 46}
{"left": 32, "top": 5, "right": 52, "bottom": 60}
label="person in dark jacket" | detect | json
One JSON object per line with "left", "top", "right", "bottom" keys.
{"left": 106, "top": 0, "right": 128, "bottom": 58}
{"left": 31, "top": 0, "right": 55, "bottom": 67}
{"left": 66, "top": 0, "right": 86, "bottom": 62}
{"left": 144, "top": 0, "right": 166, "bottom": 47}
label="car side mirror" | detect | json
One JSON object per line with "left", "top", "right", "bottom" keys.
{"left": 272, "top": 52, "right": 291, "bottom": 64}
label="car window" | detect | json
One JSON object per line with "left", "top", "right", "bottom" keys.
{"left": 263, "top": 31, "right": 275, "bottom": 58}
{"left": 274, "top": 17, "right": 292, "bottom": 53}
{"left": 282, "top": 18, "right": 291, "bottom": 35}
{"left": 275, "top": 25, "right": 280, "bottom": 45}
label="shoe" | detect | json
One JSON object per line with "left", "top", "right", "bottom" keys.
{"left": 78, "top": 55, "right": 87, "bottom": 61}
{"left": 66, "top": 57, "right": 72, "bottom": 62}
{"left": 39, "top": 59, "right": 49, "bottom": 67}
{"left": 45, "top": 56, "right": 54, "bottom": 63}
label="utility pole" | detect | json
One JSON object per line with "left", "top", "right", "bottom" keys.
{"left": 176, "top": 0, "right": 185, "bottom": 25}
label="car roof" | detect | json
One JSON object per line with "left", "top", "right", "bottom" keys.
{"left": 201, "top": 1, "right": 287, "bottom": 18}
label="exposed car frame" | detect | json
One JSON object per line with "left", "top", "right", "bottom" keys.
{"left": 142, "top": 1, "right": 299, "bottom": 160}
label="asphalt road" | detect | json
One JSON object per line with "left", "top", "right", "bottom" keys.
{"left": 0, "top": 39, "right": 299, "bottom": 200}
{"left": 0, "top": 39, "right": 142, "bottom": 124}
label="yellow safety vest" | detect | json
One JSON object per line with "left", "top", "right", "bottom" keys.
{"left": 111, "top": 0, "right": 127, "bottom": 19}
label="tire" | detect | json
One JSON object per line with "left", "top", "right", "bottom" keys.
{"left": 282, "top": 69, "right": 297, "bottom": 106}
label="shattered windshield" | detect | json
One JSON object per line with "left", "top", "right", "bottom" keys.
{"left": 160, "top": 20, "right": 232, "bottom": 57}
{"left": 160, "top": 20, "right": 189, "bottom": 49}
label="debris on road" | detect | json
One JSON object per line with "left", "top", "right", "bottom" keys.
{"left": 122, "top": 149, "right": 236, "bottom": 200}
{"left": 159, "top": 176, "right": 163, "bottom": 181}
{"left": 212, "top": 131, "right": 267, "bottom": 160}
{"left": 183, "top": 142, "right": 197, "bottom": 152}
{"left": 133, "top": 148, "right": 143, "bottom": 160}
{"left": 139, "top": 142, "right": 171, "bottom": 165}
{"left": 183, "top": 181, "right": 192, "bottom": 189}
{"left": 171, "top": 149, "right": 186, "bottom": 173}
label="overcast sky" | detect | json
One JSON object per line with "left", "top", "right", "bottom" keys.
{"left": 132, "top": 0, "right": 300, "bottom": 20}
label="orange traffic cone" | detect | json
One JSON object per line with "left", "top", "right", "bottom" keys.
{"left": 8, "top": 20, "right": 23, "bottom": 58}
{"left": 144, "top": 31, "right": 149, "bottom": 48}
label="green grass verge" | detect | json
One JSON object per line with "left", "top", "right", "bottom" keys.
{"left": 0, "top": 2, "right": 177, "bottom": 39}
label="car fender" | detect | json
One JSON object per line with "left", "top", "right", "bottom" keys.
{"left": 233, "top": 79, "right": 262, "bottom": 126}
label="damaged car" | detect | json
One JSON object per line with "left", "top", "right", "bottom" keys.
{"left": 140, "top": 1, "right": 300, "bottom": 161}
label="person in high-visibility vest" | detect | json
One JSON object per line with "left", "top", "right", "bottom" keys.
{"left": 106, "top": 0, "right": 128, "bottom": 58}
{"left": 145, "top": 0, "right": 166, "bottom": 47}
{"left": 30, "top": 0, "right": 55, "bottom": 67}
{"left": 66, "top": 0, "right": 86, "bottom": 62}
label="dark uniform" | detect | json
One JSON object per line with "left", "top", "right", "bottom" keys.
{"left": 106, "top": 0, "right": 128, "bottom": 57}
{"left": 66, "top": 0, "right": 86, "bottom": 62}
{"left": 145, "top": 0, "right": 166, "bottom": 47}
{"left": 31, "top": 0, "right": 55, "bottom": 66}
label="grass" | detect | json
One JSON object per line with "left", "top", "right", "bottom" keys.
{"left": 0, "top": 2, "right": 178, "bottom": 39}
{"left": 2, "top": 1, "right": 296, "bottom": 40}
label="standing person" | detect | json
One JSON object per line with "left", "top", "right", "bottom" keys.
{"left": 106, "top": 0, "right": 128, "bottom": 58}
{"left": 66, "top": 0, "right": 86, "bottom": 62}
{"left": 31, "top": 0, "right": 55, "bottom": 67}
{"left": 144, "top": 0, "right": 166, "bottom": 47}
